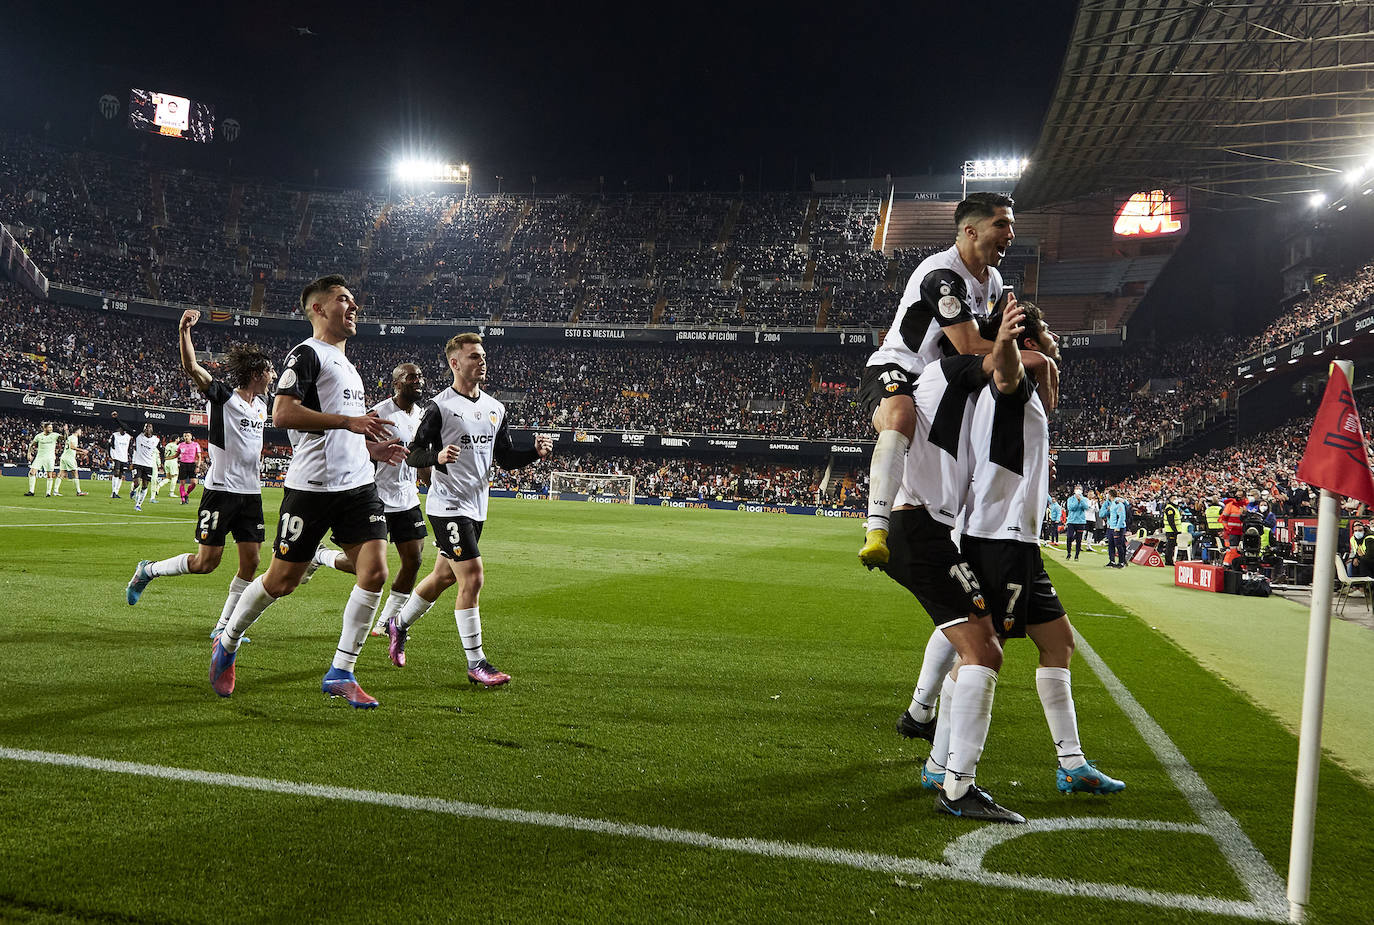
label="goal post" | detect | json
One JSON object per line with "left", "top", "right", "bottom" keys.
{"left": 549, "top": 471, "right": 636, "bottom": 504}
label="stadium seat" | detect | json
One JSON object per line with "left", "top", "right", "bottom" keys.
{"left": 1332, "top": 555, "right": 1373, "bottom": 616}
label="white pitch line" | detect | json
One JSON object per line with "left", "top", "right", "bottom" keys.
{"left": 0, "top": 520, "right": 188, "bottom": 527}
{"left": 1080, "top": 611, "right": 1128, "bottom": 619}
{"left": 1071, "top": 630, "right": 1289, "bottom": 920}
{"left": 0, "top": 745, "right": 1283, "bottom": 921}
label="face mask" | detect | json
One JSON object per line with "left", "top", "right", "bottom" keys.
{"left": 1259, "top": 505, "right": 1268, "bottom": 513}
{"left": 1075, "top": 489, "right": 1083, "bottom": 496}
{"left": 1356, "top": 532, "right": 1365, "bottom": 540}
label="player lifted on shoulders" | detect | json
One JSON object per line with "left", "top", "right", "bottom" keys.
{"left": 308, "top": 363, "right": 434, "bottom": 640}
{"left": 210, "top": 275, "right": 407, "bottom": 708}
{"left": 920, "top": 302, "right": 1124, "bottom": 803}
{"left": 859, "top": 193, "right": 1057, "bottom": 567}
{"left": 876, "top": 305, "right": 1029, "bottom": 823}
{"left": 126, "top": 311, "right": 276, "bottom": 641}
{"left": 384, "top": 333, "right": 552, "bottom": 687}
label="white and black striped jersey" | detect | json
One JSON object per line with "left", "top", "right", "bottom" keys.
{"left": 895, "top": 354, "right": 988, "bottom": 527}
{"left": 407, "top": 387, "right": 539, "bottom": 522}
{"left": 110, "top": 432, "right": 131, "bottom": 463}
{"left": 202, "top": 381, "right": 266, "bottom": 494}
{"left": 962, "top": 372, "right": 1049, "bottom": 544}
{"left": 276, "top": 337, "right": 373, "bottom": 493}
{"left": 370, "top": 396, "right": 426, "bottom": 513}
{"left": 132, "top": 433, "right": 160, "bottom": 468}
{"left": 867, "top": 245, "right": 1003, "bottom": 376}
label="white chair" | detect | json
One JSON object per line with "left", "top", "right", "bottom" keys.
{"left": 1333, "top": 555, "right": 1373, "bottom": 616}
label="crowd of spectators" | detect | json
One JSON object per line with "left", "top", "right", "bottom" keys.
{"left": 1241, "top": 264, "right": 1374, "bottom": 357}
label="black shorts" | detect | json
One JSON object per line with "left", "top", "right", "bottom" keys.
{"left": 961, "top": 535, "right": 1065, "bottom": 638}
{"left": 110, "top": 460, "right": 129, "bottom": 477}
{"left": 429, "top": 514, "right": 484, "bottom": 562}
{"left": 879, "top": 507, "right": 989, "bottom": 628}
{"left": 178, "top": 461, "right": 198, "bottom": 481}
{"left": 131, "top": 464, "right": 154, "bottom": 483}
{"left": 273, "top": 484, "right": 388, "bottom": 562}
{"left": 859, "top": 362, "right": 918, "bottom": 422}
{"left": 196, "top": 490, "right": 266, "bottom": 547}
{"left": 386, "top": 506, "right": 428, "bottom": 544}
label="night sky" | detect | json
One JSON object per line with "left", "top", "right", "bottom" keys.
{"left": 1, "top": 0, "right": 1079, "bottom": 190}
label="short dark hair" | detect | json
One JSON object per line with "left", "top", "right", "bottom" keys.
{"left": 1018, "top": 300, "right": 1046, "bottom": 344}
{"left": 300, "top": 275, "right": 350, "bottom": 314}
{"left": 954, "top": 192, "right": 1014, "bottom": 230}
{"left": 224, "top": 342, "right": 274, "bottom": 388}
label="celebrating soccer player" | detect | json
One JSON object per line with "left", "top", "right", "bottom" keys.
{"left": 383, "top": 333, "right": 552, "bottom": 687}
{"left": 211, "top": 276, "right": 406, "bottom": 708}
{"left": 125, "top": 310, "right": 276, "bottom": 639}
{"left": 25, "top": 422, "right": 60, "bottom": 497}
{"left": 307, "top": 362, "right": 434, "bottom": 640}
{"left": 109, "top": 423, "right": 132, "bottom": 499}
{"left": 130, "top": 423, "right": 160, "bottom": 511}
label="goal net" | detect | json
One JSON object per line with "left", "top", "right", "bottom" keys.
{"left": 549, "top": 471, "right": 636, "bottom": 504}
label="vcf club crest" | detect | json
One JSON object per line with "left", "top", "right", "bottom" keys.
{"left": 97, "top": 94, "right": 119, "bottom": 120}
{"left": 221, "top": 118, "right": 241, "bottom": 143}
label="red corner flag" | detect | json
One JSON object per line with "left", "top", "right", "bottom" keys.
{"left": 1297, "top": 363, "right": 1374, "bottom": 506}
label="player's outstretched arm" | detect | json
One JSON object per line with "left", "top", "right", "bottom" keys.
{"left": 178, "top": 310, "right": 214, "bottom": 391}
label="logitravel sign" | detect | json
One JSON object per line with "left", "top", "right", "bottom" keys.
{"left": 1113, "top": 189, "right": 1189, "bottom": 238}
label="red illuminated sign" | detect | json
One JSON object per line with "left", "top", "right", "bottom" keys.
{"left": 1174, "top": 562, "right": 1222, "bottom": 592}
{"left": 1114, "top": 190, "right": 1187, "bottom": 238}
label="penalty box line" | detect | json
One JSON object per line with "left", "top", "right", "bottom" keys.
{"left": 0, "top": 745, "right": 1283, "bottom": 921}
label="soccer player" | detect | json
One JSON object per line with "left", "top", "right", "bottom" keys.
{"left": 924, "top": 302, "right": 1125, "bottom": 801}
{"left": 54, "top": 426, "right": 88, "bottom": 496}
{"left": 383, "top": 333, "right": 553, "bottom": 687}
{"left": 26, "top": 422, "right": 61, "bottom": 497}
{"left": 109, "top": 423, "right": 132, "bottom": 499}
{"left": 308, "top": 363, "right": 433, "bottom": 638}
{"left": 176, "top": 432, "right": 202, "bottom": 504}
{"left": 211, "top": 275, "right": 406, "bottom": 708}
{"left": 876, "top": 304, "right": 1028, "bottom": 823}
{"left": 858, "top": 193, "right": 1058, "bottom": 567}
{"left": 126, "top": 311, "right": 276, "bottom": 639}
{"left": 152, "top": 440, "right": 178, "bottom": 503}
{"left": 129, "top": 423, "right": 160, "bottom": 511}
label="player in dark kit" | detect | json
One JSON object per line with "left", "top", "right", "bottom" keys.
{"left": 211, "top": 275, "right": 407, "bottom": 708}
{"left": 126, "top": 311, "right": 275, "bottom": 643}
{"left": 384, "top": 333, "right": 553, "bottom": 687}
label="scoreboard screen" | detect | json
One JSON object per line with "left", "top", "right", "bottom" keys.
{"left": 128, "top": 88, "right": 215, "bottom": 142}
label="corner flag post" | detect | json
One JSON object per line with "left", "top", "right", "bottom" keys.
{"left": 1287, "top": 358, "right": 1374, "bottom": 923}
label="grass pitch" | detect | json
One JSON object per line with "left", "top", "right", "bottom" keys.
{"left": 1, "top": 481, "right": 1371, "bottom": 923}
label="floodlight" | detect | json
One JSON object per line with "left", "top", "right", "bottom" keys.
{"left": 1309, "top": 193, "right": 1326, "bottom": 208}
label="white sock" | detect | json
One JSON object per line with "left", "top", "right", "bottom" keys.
{"left": 910, "top": 631, "right": 957, "bottom": 722}
{"left": 313, "top": 546, "right": 343, "bottom": 569}
{"left": 222, "top": 577, "right": 277, "bottom": 652}
{"left": 944, "top": 664, "right": 998, "bottom": 800}
{"left": 395, "top": 590, "right": 435, "bottom": 629}
{"left": 28, "top": 474, "right": 36, "bottom": 492}
{"left": 112, "top": 477, "right": 122, "bottom": 495}
{"left": 72, "top": 474, "right": 81, "bottom": 491}
{"left": 865, "top": 429, "right": 909, "bottom": 533}
{"left": 456, "top": 607, "right": 485, "bottom": 666}
{"left": 47, "top": 477, "right": 55, "bottom": 495}
{"left": 926, "top": 672, "right": 957, "bottom": 775}
{"left": 213, "top": 575, "right": 252, "bottom": 636}
{"left": 1036, "top": 667, "right": 1084, "bottom": 768}
{"left": 148, "top": 553, "right": 192, "bottom": 578}
{"left": 332, "top": 585, "right": 382, "bottom": 672}
{"left": 134, "top": 487, "right": 146, "bottom": 505}
{"left": 375, "top": 591, "right": 409, "bottom": 631}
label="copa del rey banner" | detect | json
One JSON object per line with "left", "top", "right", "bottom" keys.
{"left": 1296, "top": 363, "right": 1374, "bottom": 506}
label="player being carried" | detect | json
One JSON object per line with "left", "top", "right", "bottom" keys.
{"left": 307, "top": 362, "right": 434, "bottom": 642}
{"left": 858, "top": 192, "right": 1057, "bottom": 568}
{"left": 26, "top": 422, "right": 61, "bottom": 497}
{"left": 54, "top": 425, "right": 89, "bottom": 496}
{"left": 126, "top": 311, "right": 277, "bottom": 643}
{"left": 383, "top": 333, "right": 553, "bottom": 688}
{"left": 211, "top": 275, "right": 407, "bottom": 708}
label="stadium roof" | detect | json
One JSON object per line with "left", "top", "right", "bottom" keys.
{"left": 1015, "top": 0, "right": 1374, "bottom": 210}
